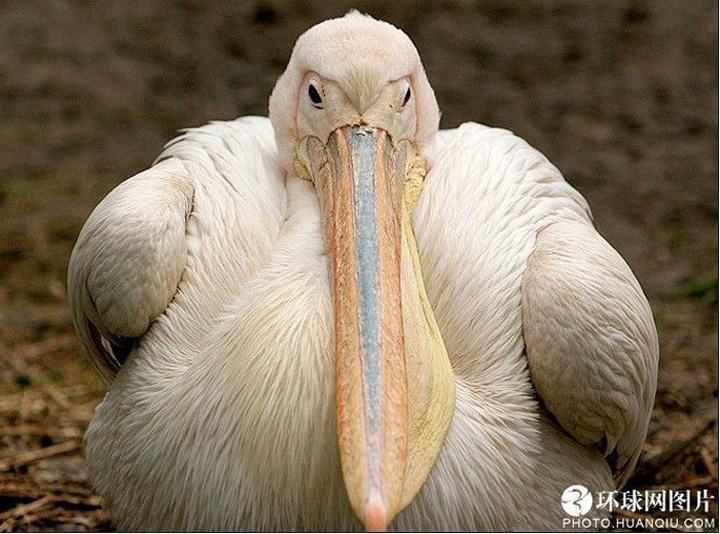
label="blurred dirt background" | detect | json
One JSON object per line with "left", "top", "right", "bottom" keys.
{"left": 0, "top": 0, "right": 717, "bottom": 531}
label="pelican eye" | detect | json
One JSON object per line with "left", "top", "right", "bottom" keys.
{"left": 308, "top": 84, "right": 323, "bottom": 108}
{"left": 402, "top": 86, "right": 411, "bottom": 108}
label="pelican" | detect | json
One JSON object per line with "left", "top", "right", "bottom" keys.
{"left": 68, "top": 12, "right": 658, "bottom": 531}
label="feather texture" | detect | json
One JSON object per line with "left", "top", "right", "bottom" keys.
{"left": 69, "top": 117, "right": 657, "bottom": 530}
{"left": 68, "top": 158, "right": 194, "bottom": 381}
{"left": 522, "top": 221, "right": 659, "bottom": 487}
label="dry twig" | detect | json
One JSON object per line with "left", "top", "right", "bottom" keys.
{"left": 0, "top": 440, "right": 81, "bottom": 472}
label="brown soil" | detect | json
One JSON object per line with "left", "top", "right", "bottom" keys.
{"left": 0, "top": 1, "right": 716, "bottom": 531}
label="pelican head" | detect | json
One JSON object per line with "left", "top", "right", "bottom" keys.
{"left": 269, "top": 12, "right": 453, "bottom": 531}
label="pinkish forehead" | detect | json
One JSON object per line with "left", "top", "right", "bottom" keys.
{"left": 290, "top": 12, "right": 420, "bottom": 84}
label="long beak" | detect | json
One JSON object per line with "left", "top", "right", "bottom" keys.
{"left": 297, "top": 126, "right": 409, "bottom": 531}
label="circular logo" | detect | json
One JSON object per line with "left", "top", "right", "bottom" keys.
{"left": 561, "top": 485, "right": 593, "bottom": 517}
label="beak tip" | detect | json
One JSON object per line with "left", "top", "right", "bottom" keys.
{"left": 363, "top": 498, "right": 388, "bottom": 532}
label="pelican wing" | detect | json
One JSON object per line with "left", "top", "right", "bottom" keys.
{"left": 416, "top": 122, "right": 658, "bottom": 488}
{"left": 522, "top": 220, "right": 659, "bottom": 487}
{"left": 68, "top": 117, "right": 284, "bottom": 384}
{"left": 68, "top": 158, "right": 194, "bottom": 382}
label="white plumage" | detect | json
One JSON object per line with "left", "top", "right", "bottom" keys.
{"left": 68, "top": 13, "right": 658, "bottom": 532}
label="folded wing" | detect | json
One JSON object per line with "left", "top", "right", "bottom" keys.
{"left": 68, "top": 159, "right": 194, "bottom": 382}
{"left": 522, "top": 220, "right": 659, "bottom": 487}
{"left": 68, "top": 117, "right": 284, "bottom": 383}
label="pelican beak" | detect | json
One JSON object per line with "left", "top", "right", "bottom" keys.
{"left": 297, "top": 125, "right": 410, "bottom": 531}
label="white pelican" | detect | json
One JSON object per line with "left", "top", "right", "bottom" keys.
{"left": 68, "top": 12, "right": 659, "bottom": 531}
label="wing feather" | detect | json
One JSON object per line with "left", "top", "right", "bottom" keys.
{"left": 522, "top": 221, "right": 659, "bottom": 487}
{"left": 68, "top": 158, "right": 194, "bottom": 382}
{"left": 68, "top": 116, "right": 283, "bottom": 384}
{"left": 417, "top": 122, "right": 658, "bottom": 487}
